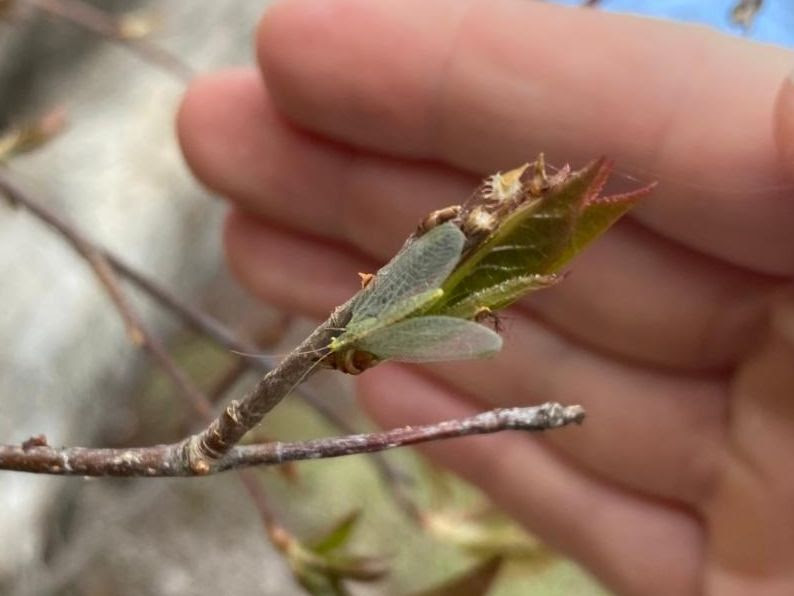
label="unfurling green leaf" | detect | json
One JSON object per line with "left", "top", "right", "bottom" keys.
{"left": 285, "top": 514, "right": 390, "bottom": 596}
{"left": 308, "top": 509, "right": 362, "bottom": 555}
{"left": 410, "top": 556, "right": 503, "bottom": 596}
{"left": 325, "top": 155, "right": 652, "bottom": 374}
{"left": 427, "top": 156, "right": 654, "bottom": 318}
{"left": 423, "top": 508, "right": 549, "bottom": 561}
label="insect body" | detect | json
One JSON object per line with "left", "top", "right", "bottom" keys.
{"left": 416, "top": 205, "right": 462, "bottom": 235}
{"left": 326, "top": 222, "right": 503, "bottom": 374}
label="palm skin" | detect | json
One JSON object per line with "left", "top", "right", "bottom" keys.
{"left": 177, "top": 1, "right": 794, "bottom": 594}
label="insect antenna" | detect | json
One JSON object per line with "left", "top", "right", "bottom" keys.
{"left": 276, "top": 349, "right": 337, "bottom": 401}
{"left": 229, "top": 344, "right": 333, "bottom": 361}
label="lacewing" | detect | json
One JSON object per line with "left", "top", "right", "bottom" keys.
{"left": 327, "top": 222, "right": 502, "bottom": 374}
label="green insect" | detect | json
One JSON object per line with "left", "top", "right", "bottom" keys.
{"left": 326, "top": 222, "right": 502, "bottom": 374}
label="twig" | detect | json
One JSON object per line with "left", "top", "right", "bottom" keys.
{"left": 0, "top": 168, "right": 213, "bottom": 418}
{"left": 102, "top": 230, "right": 418, "bottom": 509}
{"left": 0, "top": 404, "right": 586, "bottom": 476}
{"left": 0, "top": 169, "right": 144, "bottom": 346}
{"left": 74, "top": 236, "right": 146, "bottom": 346}
{"left": 237, "top": 470, "right": 280, "bottom": 534}
{"left": 0, "top": 166, "right": 421, "bottom": 551}
{"left": 205, "top": 315, "right": 293, "bottom": 404}
{"left": 0, "top": 168, "right": 585, "bottom": 522}
{"left": 112, "top": 252, "right": 256, "bottom": 354}
{"left": 0, "top": 168, "right": 278, "bottom": 530}
{"left": 207, "top": 357, "right": 249, "bottom": 404}
{"left": 187, "top": 305, "right": 352, "bottom": 467}
{"left": 0, "top": 168, "right": 414, "bottom": 514}
{"left": 0, "top": 168, "right": 358, "bottom": 439}
{"left": 25, "top": 0, "right": 194, "bottom": 81}
{"left": 106, "top": 263, "right": 359, "bottom": 438}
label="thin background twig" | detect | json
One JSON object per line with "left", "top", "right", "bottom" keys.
{"left": 23, "top": 0, "right": 194, "bottom": 81}
{"left": 0, "top": 166, "right": 421, "bottom": 518}
{"left": 0, "top": 166, "right": 283, "bottom": 535}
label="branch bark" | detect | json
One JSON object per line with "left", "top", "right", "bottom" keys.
{"left": 0, "top": 168, "right": 281, "bottom": 532}
{"left": 185, "top": 305, "right": 352, "bottom": 468}
{"left": 0, "top": 169, "right": 586, "bottom": 487}
{"left": 0, "top": 404, "right": 585, "bottom": 476}
{"left": 0, "top": 168, "right": 414, "bottom": 512}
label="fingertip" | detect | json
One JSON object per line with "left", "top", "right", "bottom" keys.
{"left": 177, "top": 73, "right": 216, "bottom": 174}
{"left": 178, "top": 70, "right": 239, "bottom": 158}
{"left": 257, "top": 0, "right": 344, "bottom": 57}
{"left": 256, "top": 0, "right": 447, "bottom": 152}
{"left": 256, "top": 0, "right": 347, "bottom": 110}
{"left": 177, "top": 69, "right": 265, "bottom": 194}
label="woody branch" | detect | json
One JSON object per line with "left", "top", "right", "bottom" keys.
{"left": 0, "top": 165, "right": 588, "bottom": 478}
{"left": 0, "top": 404, "right": 585, "bottom": 476}
{"left": 0, "top": 167, "right": 422, "bottom": 516}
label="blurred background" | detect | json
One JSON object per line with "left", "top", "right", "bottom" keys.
{"left": 0, "top": 1, "right": 790, "bottom": 595}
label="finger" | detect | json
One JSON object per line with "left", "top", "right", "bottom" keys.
{"left": 257, "top": 0, "right": 794, "bottom": 274}
{"left": 178, "top": 69, "right": 352, "bottom": 237}
{"left": 524, "top": 218, "right": 778, "bottom": 370}
{"left": 203, "top": 89, "right": 779, "bottom": 369}
{"left": 423, "top": 313, "right": 728, "bottom": 508}
{"left": 224, "top": 217, "right": 728, "bottom": 506}
{"left": 703, "top": 288, "right": 794, "bottom": 592}
{"left": 177, "top": 69, "right": 475, "bottom": 257}
{"left": 358, "top": 366, "right": 703, "bottom": 596}
{"left": 223, "top": 209, "right": 365, "bottom": 315}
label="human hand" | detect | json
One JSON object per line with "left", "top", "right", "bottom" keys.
{"left": 177, "top": 1, "right": 794, "bottom": 594}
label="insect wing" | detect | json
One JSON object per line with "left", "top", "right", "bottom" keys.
{"left": 351, "top": 222, "right": 465, "bottom": 323}
{"left": 441, "top": 274, "right": 559, "bottom": 320}
{"left": 355, "top": 315, "right": 502, "bottom": 362}
{"left": 332, "top": 288, "right": 443, "bottom": 354}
